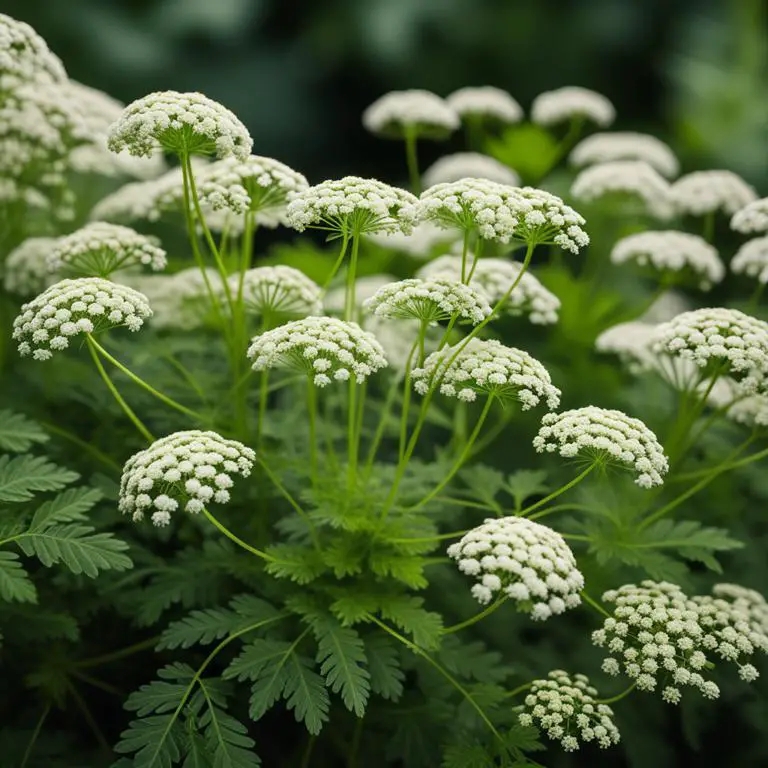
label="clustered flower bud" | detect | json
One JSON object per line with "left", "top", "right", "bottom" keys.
{"left": 731, "top": 237, "right": 768, "bottom": 285}
{"left": 247, "top": 316, "right": 388, "bottom": 387}
{"left": 670, "top": 170, "right": 757, "bottom": 217}
{"left": 412, "top": 338, "right": 561, "bottom": 408}
{"left": 422, "top": 152, "right": 520, "bottom": 188}
{"left": 731, "top": 198, "right": 768, "bottom": 235}
{"left": 534, "top": 406, "right": 668, "bottom": 488}
{"left": 2, "top": 236, "right": 58, "bottom": 296}
{"left": 0, "top": 12, "right": 67, "bottom": 85}
{"left": 531, "top": 86, "right": 615, "bottom": 128}
{"left": 232, "top": 266, "right": 322, "bottom": 320}
{"left": 118, "top": 430, "right": 255, "bottom": 526}
{"left": 363, "top": 278, "right": 491, "bottom": 326}
{"left": 517, "top": 670, "right": 621, "bottom": 751}
{"left": 13, "top": 278, "right": 152, "bottom": 360}
{"left": 570, "top": 132, "right": 679, "bottom": 178}
{"left": 447, "top": 517, "right": 584, "bottom": 619}
{"left": 362, "top": 89, "right": 459, "bottom": 139}
{"left": 446, "top": 86, "right": 523, "bottom": 124}
{"left": 706, "top": 378, "right": 768, "bottom": 430}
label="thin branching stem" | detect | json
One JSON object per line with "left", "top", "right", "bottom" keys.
{"left": 441, "top": 596, "right": 508, "bottom": 635}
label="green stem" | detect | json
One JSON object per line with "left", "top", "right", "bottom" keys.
{"left": 702, "top": 211, "right": 715, "bottom": 243}
{"left": 300, "top": 735, "right": 316, "bottom": 768}
{"left": 75, "top": 636, "right": 160, "bottom": 668}
{"left": 347, "top": 379, "right": 358, "bottom": 491}
{"left": 441, "top": 596, "right": 508, "bottom": 635}
{"left": 404, "top": 128, "right": 421, "bottom": 195}
{"left": 323, "top": 236, "right": 350, "bottom": 293}
{"left": 581, "top": 590, "right": 611, "bottom": 619}
{"left": 672, "top": 433, "right": 758, "bottom": 481}
{"left": 398, "top": 340, "right": 420, "bottom": 461}
{"left": 519, "top": 463, "right": 597, "bottom": 517}
{"left": 503, "top": 682, "right": 533, "bottom": 700}
{"left": 460, "top": 229, "right": 471, "bottom": 284}
{"left": 390, "top": 529, "right": 469, "bottom": 545}
{"left": 465, "top": 238, "right": 484, "bottom": 284}
{"left": 71, "top": 669, "right": 123, "bottom": 697}
{"left": 364, "top": 371, "right": 401, "bottom": 473}
{"left": 202, "top": 506, "right": 277, "bottom": 561}
{"left": 344, "top": 235, "right": 360, "bottom": 322}
{"left": 20, "top": 703, "right": 50, "bottom": 768}
{"left": 748, "top": 280, "right": 766, "bottom": 311}
{"left": 67, "top": 681, "right": 110, "bottom": 754}
{"left": 86, "top": 337, "right": 154, "bottom": 442}
{"left": 596, "top": 682, "right": 637, "bottom": 705}
{"left": 256, "top": 368, "right": 270, "bottom": 447}
{"left": 527, "top": 502, "right": 597, "bottom": 521}
{"left": 347, "top": 716, "right": 364, "bottom": 768}
{"left": 40, "top": 421, "right": 122, "bottom": 471}
{"left": 307, "top": 379, "right": 319, "bottom": 484}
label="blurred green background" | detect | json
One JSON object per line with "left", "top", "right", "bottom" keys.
{"left": 5, "top": 0, "right": 767, "bottom": 187}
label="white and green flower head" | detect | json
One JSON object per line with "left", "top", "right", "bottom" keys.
{"left": 118, "top": 430, "right": 256, "bottom": 526}
{"left": 594, "top": 581, "right": 722, "bottom": 703}
{"left": 446, "top": 86, "right": 523, "bottom": 125}
{"left": 651, "top": 307, "right": 768, "bottom": 394}
{"left": 706, "top": 378, "right": 768, "bottom": 431}
{"left": 571, "top": 161, "right": 674, "bottom": 219}
{"left": 13, "top": 277, "right": 152, "bottom": 360}
{"left": 418, "top": 254, "right": 560, "bottom": 324}
{"left": 531, "top": 86, "right": 615, "bottom": 128}
{"left": 231, "top": 266, "right": 322, "bottom": 321}
{"left": 197, "top": 155, "right": 309, "bottom": 223}
{"left": 286, "top": 176, "right": 418, "bottom": 238}
{"left": 247, "top": 316, "right": 388, "bottom": 387}
{"left": 610, "top": 231, "right": 725, "bottom": 290}
{"left": 107, "top": 90, "right": 253, "bottom": 160}
{"left": 447, "top": 516, "right": 584, "bottom": 618}
{"left": 712, "top": 584, "right": 768, "bottom": 639}
{"left": 731, "top": 198, "right": 768, "bottom": 235}
{"left": 0, "top": 13, "right": 67, "bottom": 85}
{"left": 422, "top": 152, "right": 520, "bottom": 187}
{"left": 671, "top": 170, "right": 757, "bottom": 217}
{"left": 47, "top": 222, "right": 167, "bottom": 278}
{"left": 363, "top": 278, "right": 491, "bottom": 326}
{"left": 511, "top": 186, "right": 589, "bottom": 252}
{"left": 324, "top": 274, "right": 398, "bottom": 318}
{"left": 517, "top": 670, "right": 621, "bottom": 751}
{"left": 362, "top": 89, "right": 459, "bottom": 140}
{"left": 731, "top": 237, "right": 768, "bottom": 285}
{"left": 412, "top": 338, "right": 561, "bottom": 408}
{"left": 534, "top": 407, "right": 668, "bottom": 488}
{"left": 2, "top": 236, "right": 58, "bottom": 296}
{"left": 570, "top": 132, "right": 679, "bottom": 178}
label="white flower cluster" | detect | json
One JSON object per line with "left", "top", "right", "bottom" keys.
{"left": 512, "top": 186, "right": 590, "bottom": 253}
{"left": 671, "top": 171, "right": 757, "bottom": 217}
{"left": 118, "top": 430, "right": 255, "bottom": 526}
{"left": 570, "top": 132, "right": 679, "bottom": 178}
{"left": 531, "top": 86, "right": 615, "bottom": 127}
{"left": 363, "top": 278, "right": 491, "bottom": 326}
{"left": 2, "top": 236, "right": 58, "bottom": 296}
{"left": 706, "top": 379, "right": 768, "bottom": 431}
{"left": 286, "top": 176, "right": 418, "bottom": 236}
{"left": 731, "top": 237, "right": 768, "bottom": 284}
{"left": 197, "top": 155, "right": 309, "bottom": 221}
{"left": 713, "top": 584, "right": 768, "bottom": 638}
{"left": 47, "top": 222, "right": 167, "bottom": 277}
{"left": 731, "top": 198, "right": 768, "bottom": 235}
{"left": 418, "top": 254, "right": 561, "bottom": 324}
{"left": 447, "top": 516, "right": 584, "bottom": 619}
{"left": 247, "top": 316, "right": 388, "bottom": 387}
{"left": 610, "top": 231, "right": 725, "bottom": 290}
{"left": 412, "top": 338, "right": 561, "bottom": 408}
{"left": 422, "top": 152, "right": 520, "bottom": 188}
{"left": 534, "top": 407, "right": 668, "bottom": 488}
{"left": 571, "top": 161, "right": 674, "bottom": 219}
{"left": 0, "top": 13, "right": 66, "bottom": 85}
{"left": 651, "top": 308, "right": 768, "bottom": 394}
{"left": 107, "top": 90, "right": 252, "bottom": 160}
{"left": 13, "top": 278, "right": 152, "bottom": 360}
{"left": 232, "top": 266, "right": 322, "bottom": 320}
{"left": 594, "top": 582, "right": 722, "bottom": 703}
{"left": 517, "top": 671, "right": 621, "bottom": 751}
{"left": 362, "top": 89, "right": 459, "bottom": 139}
{"left": 446, "top": 86, "right": 523, "bottom": 123}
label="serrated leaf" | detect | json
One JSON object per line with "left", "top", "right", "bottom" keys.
{"left": 442, "top": 742, "right": 495, "bottom": 768}
{"left": 369, "top": 549, "right": 428, "bottom": 588}
{"left": 29, "top": 486, "right": 102, "bottom": 530}
{"left": 114, "top": 713, "right": 185, "bottom": 768}
{"left": 330, "top": 593, "right": 381, "bottom": 625}
{"left": 438, "top": 636, "right": 513, "bottom": 684}
{"left": 125, "top": 663, "right": 197, "bottom": 716}
{"left": 0, "top": 411, "right": 48, "bottom": 453}
{"left": 197, "top": 687, "right": 260, "bottom": 768}
{"left": 459, "top": 465, "right": 505, "bottom": 508}
{"left": 283, "top": 653, "right": 330, "bottom": 735}
{"left": 364, "top": 634, "right": 404, "bottom": 701}
{"left": 264, "top": 544, "right": 326, "bottom": 584}
{"left": 378, "top": 595, "right": 444, "bottom": 650}
{"left": 0, "top": 454, "right": 78, "bottom": 503}
{"left": 502, "top": 723, "right": 545, "bottom": 753}
{"left": 505, "top": 470, "right": 550, "bottom": 512}
{"left": 0, "top": 550, "right": 36, "bottom": 603}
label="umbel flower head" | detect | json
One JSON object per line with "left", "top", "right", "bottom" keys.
{"left": 247, "top": 316, "right": 388, "bottom": 387}
{"left": 594, "top": 581, "right": 722, "bottom": 703}
{"left": 651, "top": 307, "right": 768, "bottom": 394}
{"left": 118, "top": 430, "right": 256, "bottom": 526}
{"left": 534, "top": 407, "right": 668, "bottom": 488}
{"left": 731, "top": 197, "right": 768, "bottom": 235}
{"left": 610, "top": 231, "right": 725, "bottom": 290}
{"left": 422, "top": 152, "right": 520, "bottom": 188}
{"left": 13, "top": 278, "right": 152, "bottom": 360}
{"left": 731, "top": 237, "right": 768, "bottom": 285}
{"left": 530, "top": 86, "right": 615, "bottom": 128}
{"left": 107, "top": 90, "right": 253, "bottom": 160}
{"left": 363, "top": 278, "right": 491, "bottom": 326}
{"left": 231, "top": 266, "right": 322, "bottom": 320}
{"left": 670, "top": 170, "right": 757, "bottom": 217}
{"left": 569, "top": 132, "right": 679, "bottom": 178}
{"left": 517, "top": 670, "right": 621, "bottom": 751}
{"left": 571, "top": 161, "right": 674, "bottom": 219}
{"left": 418, "top": 254, "right": 561, "bottom": 324}
{"left": 286, "top": 177, "right": 418, "bottom": 237}
{"left": 412, "top": 338, "right": 561, "bottom": 408}
{"left": 706, "top": 378, "right": 768, "bottom": 431}
{"left": 47, "top": 222, "right": 167, "bottom": 278}
{"left": 447, "top": 516, "right": 584, "bottom": 619}
{"left": 445, "top": 86, "right": 523, "bottom": 124}
{"left": 712, "top": 584, "right": 768, "bottom": 639}
{"left": 197, "top": 155, "right": 309, "bottom": 223}
{"left": 362, "top": 89, "right": 459, "bottom": 140}
{"left": 2, "top": 236, "right": 58, "bottom": 296}
{"left": 0, "top": 13, "right": 67, "bottom": 85}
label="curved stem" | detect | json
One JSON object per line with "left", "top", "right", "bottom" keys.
{"left": 581, "top": 590, "right": 611, "bottom": 619}
{"left": 41, "top": 421, "right": 122, "bottom": 471}
{"left": 75, "top": 636, "right": 160, "bottom": 668}
{"left": 596, "top": 682, "right": 637, "bottom": 705}
{"left": 527, "top": 502, "right": 597, "bottom": 521}
{"left": 460, "top": 229, "right": 471, "bottom": 284}
{"left": 504, "top": 682, "right": 533, "bottom": 700}
{"left": 672, "top": 433, "right": 759, "bottom": 481}
{"left": 347, "top": 379, "right": 358, "bottom": 491}
{"left": 67, "top": 681, "right": 110, "bottom": 753}
{"left": 465, "top": 238, "right": 484, "bottom": 285}
{"left": 322, "top": 235, "right": 350, "bottom": 293}
{"left": 441, "top": 596, "right": 508, "bottom": 635}
{"left": 202, "top": 506, "right": 277, "bottom": 561}
{"left": 519, "top": 463, "right": 597, "bottom": 517}
{"left": 390, "top": 529, "right": 469, "bottom": 545}
{"left": 20, "top": 703, "right": 50, "bottom": 768}
{"left": 404, "top": 128, "right": 421, "bottom": 195}
{"left": 307, "top": 379, "right": 318, "bottom": 484}
{"left": 344, "top": 235, "right": 360, "bottom": 322}
{"left": 87, "top": 337, "right": 154, "bottom": 442}
{"left": 398, "top": 340, "right": 420, "bottom": 461}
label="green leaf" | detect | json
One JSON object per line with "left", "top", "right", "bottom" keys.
{"left": 442, "top": 742, "right": 495, "bottom": 768}
{"left": 0, "top": 410, "right": 48, "bottom": 453}
{"left": 378, "top": 595, "right": 444, "bottom": 650}
{"left": 331, "top": 593, "right": 382, "bottom": 625}
{"left": 124, "top": 663, "right": 196, "bottom": 717}
{"left": 438, "top": 636, "right": 514, "bottom": 684}
{"left": 459, "top": 465, "right": 505, "bottom": 508}
{"left": 283, "top": 653, "right": 330, "bottom": 735}
{"left": 0, "top": 550, "right": 36, "bottom": 603}
{"left": 504, "top": 470, "right": 550, "bottom": 512}
{"left": 364, "top": 634, "right": 404, "bottom": 702}
{"left": 369, "top": 549, "right": 428, "bottom": 589}
{"left": 265, "top": 544, "right": 326, "bottom": 584}
{"left": 197, "top": 683, "right": 260, "bottom": 768}
{"left": 486, "top": 124, "right": 559, "bottom": 182}
{"left": 0, "top": 454, "right": 78, "bottom": 503}
{"left": 502, "top": 723, "right": 545, "bottom": 753}
{"left": 29, "top": 487, "right": 103, "bottom": 530}
{"left": 114, "top": 713, "right": 185, "bottom": 768}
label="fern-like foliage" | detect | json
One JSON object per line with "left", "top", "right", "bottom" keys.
{"left": 0, "top": 410, "right": 49, "bottom": 453}
{"left": 0, "top": 454, "right": 78, "bottom": 503}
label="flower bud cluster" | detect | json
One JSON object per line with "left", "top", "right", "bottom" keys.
{"left": 231, "top": 266, "right": 322, "bottom": 320}
{"left": 670, "top": 170, "right": 757, "bottom": 217}
{"left": 446, "top": 86, "right": 523, "bottom": 123}
{"left": 517, "top": 670, "right": 621, "bottom": 751}
{"left": 2, "top": 236, "right": 58, "bottom": 296}
{"left": 0, "top": 13, "right": 66, "bottom": 85}
{"left": 534, "top": 407, "right": 668, "bottom": 488}
{"left": 447, "top": 516, "right": 584, "bottom": 619}
{"left": 731, "top": 237, "right": 768, "bottom": 285}
{"left": 363, "top": 89, "right": 459, "bottom": 139}
{"left": 531, "top": 86, "right": 615, "bottom": 127}
{"left": 731, "top": 198, "right": 768, "bottom": 235}
{"left": 570, "top": 132, "right": 679, "bottom": 178}
{"left": 422, "top": 152, "right": 520, "bottom": 188}
{"left": 119, "top": 430, "right": 255, "bottom": 526}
